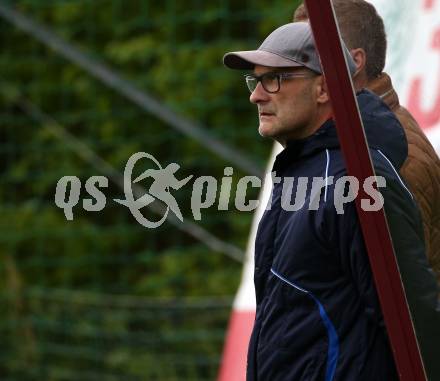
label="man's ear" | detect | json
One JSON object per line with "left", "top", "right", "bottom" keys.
{"left": 316, "top": 75, "right": 330, "bottom": 104}
{"left": 350, "top": 48, "right": 367, "bottom": 76}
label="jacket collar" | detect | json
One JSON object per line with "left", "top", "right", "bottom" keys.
{"left": 273, "top": 119, "right": 336, "bottom": 174}
{"left": 366, "top": 72, "right": 400, "bottom": 111}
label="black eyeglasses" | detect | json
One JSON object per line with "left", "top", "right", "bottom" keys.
{"left": 244, "top": 71, "right": 316, "bottom": 93}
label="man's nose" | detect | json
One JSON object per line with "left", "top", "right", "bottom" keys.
{"left": 249, "top": 82, "right": 270, "bottom": 104}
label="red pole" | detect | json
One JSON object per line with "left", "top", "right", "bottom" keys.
{"left": 304, "top": 1, "right": 427, "bottom": 380}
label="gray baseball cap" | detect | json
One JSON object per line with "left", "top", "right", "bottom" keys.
{"left": 223, "top": 22, "right": 356, "bottom": 75}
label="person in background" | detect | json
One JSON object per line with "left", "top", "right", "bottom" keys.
{"left": 294, "top": 0, "right": 440, "bottom": 283}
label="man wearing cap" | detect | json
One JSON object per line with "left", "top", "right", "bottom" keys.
{"left": 224, "top": 22, "right": 438, "bottom": 380}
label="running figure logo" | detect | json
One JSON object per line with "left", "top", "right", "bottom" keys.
{"left": 114, "top": 152, "right": 193, "bottom": 228}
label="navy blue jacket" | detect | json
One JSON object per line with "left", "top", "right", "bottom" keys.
{"left": 247, "top": 90, "right": 439, "bottom": 381}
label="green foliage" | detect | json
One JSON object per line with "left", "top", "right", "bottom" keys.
{"left": 0, "top": 0, "right": 303, "bottom": 379}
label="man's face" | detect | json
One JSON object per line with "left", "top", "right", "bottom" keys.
{"left": 249, "top": 65, "right": 321, "bottom": 144}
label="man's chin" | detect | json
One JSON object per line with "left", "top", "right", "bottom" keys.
{"left": 258, "top": 125, "right": 286, "bottom": 145}
{"left": 258, "top": 124, "right": 277, "bottom": 138}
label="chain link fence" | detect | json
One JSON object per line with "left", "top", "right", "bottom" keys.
{"left": 0, "top": 0, "right": 300, "bottom": 379}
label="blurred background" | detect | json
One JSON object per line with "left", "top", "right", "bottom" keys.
{"left": 0, "top": 0, "right": 302, "bottom": 380}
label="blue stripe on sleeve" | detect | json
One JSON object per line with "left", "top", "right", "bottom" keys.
{"left": 271, "top": 268, "right": 339, "bottom": 381}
